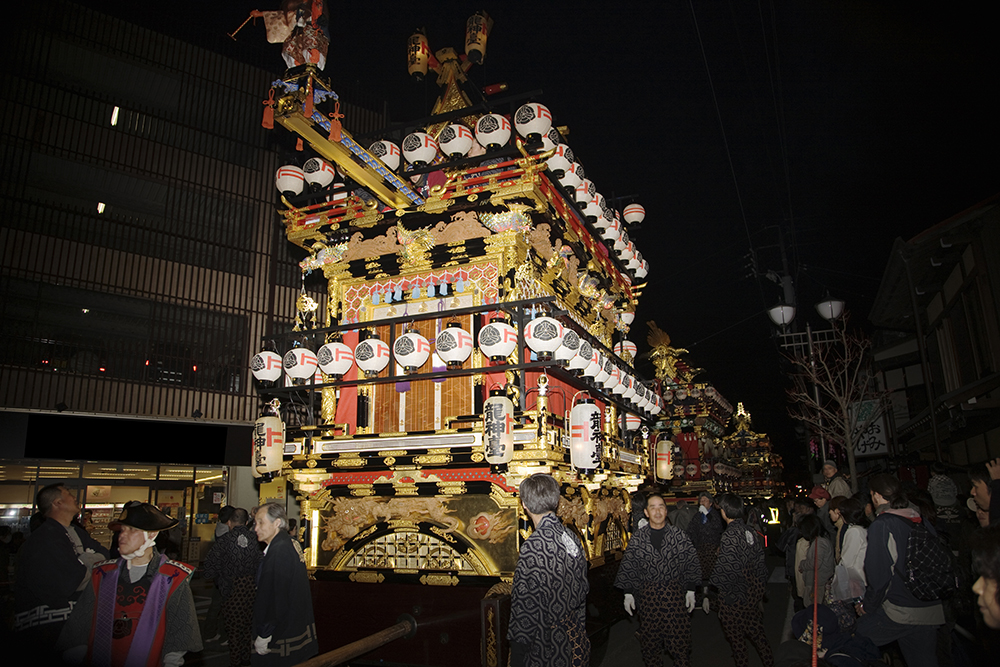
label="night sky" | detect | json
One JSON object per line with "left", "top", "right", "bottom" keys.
{"left": 74, "top": 1, "right": 999, "bottom": 475}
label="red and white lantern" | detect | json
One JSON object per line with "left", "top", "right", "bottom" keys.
{"left": 623, "top": 203, "right": 645, "bottom": 224}
{"left": 402, "top": 131, "right": 439, "bottom": 166}
{"left": 525, "top": 316, "right": 564, "bottom": 360}
{"left": 475, "top": 114, "right": 511, "bottom": 150}
{"left": 302, "top": 157, "right": 337, "bottom": 191}
{"left": 655, "top": 438, "right": 673, "bottom": 481}
{"left": 514, "top": 102, "right": 553, "bottom": 142}
{"left": 252, "top": 415, "right": 284, "bottom": 478}
{"left": 250, "top": 351, "right": 283, "bottom": 382}
{"left": 369, "top": 140, "right": 401, "bottom": 171}
{"left": 355, "top": 335, "right": 390, "bottom": 377}
{"left": 570, "top": 398, "right": 602, "bottom": 473}
{"left": 478, "top": 318, "right": 518, "bottom": 361}
{"left": 275, "top": 165, "right": 305, "bottom": 197}
{"left": 317, "top": 341, "right": 354, "bottom": 378}
{"left": 394, "top": 329, "right": 431, "bottom": 373}
{"left": 283, "top": 347, "right": 318, "bottom": 379}
{"left": 483, "top": 388, "right": 514, "bottom": 467}
{"left": 435, "top": 323, "right": 474, "bottom": 368}
{"left": 438, "top": 123, "right": 475, "bottom": 158}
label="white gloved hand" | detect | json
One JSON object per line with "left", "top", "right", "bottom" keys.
{"left": 685, "top": 590, "right": 696, "bottom": 613}
{"left": 78, "top": 549, "right": 105, "bottom": 568}
{"left": 254, "top": 636, "right": 272, "bottom": 655}
{"left": 623, "top": 593, "right": 635, "bottom": 616}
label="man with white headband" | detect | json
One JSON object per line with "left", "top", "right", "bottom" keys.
{"left": 59, "top": 503, "right": 203, "bottom": 666}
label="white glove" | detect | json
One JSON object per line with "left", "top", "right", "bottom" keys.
{"left": 685, "top": 590, "right": 696, "bottom": 613}
{"left": 623, "top": 593, "right": 635, "bottom": 616}
{"left": 254, "top": 636, "right": 272, "bottom": 655}
{"left": 78, "top": 549, "right": 105, "bottom": 568}
{"left": 163, "top": 652, "right": 185, "bottom": 667}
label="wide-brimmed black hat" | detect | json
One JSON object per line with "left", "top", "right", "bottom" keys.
{"left": 115, "top": 503, "right": 178, "bottom": 532}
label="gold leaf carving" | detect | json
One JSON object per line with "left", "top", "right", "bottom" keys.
{"left": 350, "top": 571, "right": 385, "bottom": 584}
{"left": 420, "top": 574, "right": 459, "bottom": 587}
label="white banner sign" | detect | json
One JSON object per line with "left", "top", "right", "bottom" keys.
{"left": 851, "top": 400, "right": 888, "bottom": 458}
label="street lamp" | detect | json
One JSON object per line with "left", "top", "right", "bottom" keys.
{"left": 767, "top": 303, "right": 796, "bottom": 328}
{"left": 815, "top": 297, "right": 845, "bottom": 322}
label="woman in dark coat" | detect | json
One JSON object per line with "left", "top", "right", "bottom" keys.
{"left": 252, "top": 503, "right": 318, "bottom": 666}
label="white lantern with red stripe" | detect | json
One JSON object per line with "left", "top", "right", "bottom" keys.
{"left": 439, "top": 123, "right": 475, "bottom": 158}
{"left": 275, "top": 165, "right": 305, "bottom": 197}
{"left": 514, "top": 102, "right": 553, "bottom": 142}
{"left": 355, "top": 335, "right": 390, "bottom": 377}
{"left": 555, "top": 329, "right": 580, "bottom": 366}
{"left": 402, "top": 131, "right": 439, "bottom": 166}
{"left": 655, "top": 438, "right": 672, "bottom": 481}
{"left": 570, "top": 398, "right": 602, "bottom": 473}
{"left": 558, "top": 162, "right": 583, "bottom": 193}
{"left": 623, "top": 203, "right": 645, "bottom": 224}
{"left": 569, "top": 340, "right": 592, "bottom": 371}
{"left": 524, "top": 316, "right": 564, "bottom": 360}
{"left": 283, "top": 347, "right": 318, "bottom": 379}
{"left": 603, "top": 363, "right": 622, "bottom": 393}
{"left": 613, "top": 340, "right": 638, "bottom": 364}
{"left": 583, "top": 194, "right": 603, "bottom": 222}
{"left": 317, "top": 341, "right": 354, "bottom": 378}
{"left": 475, "top": 114, "right": 511, "bottom": 150}
{"left": 621, "top": 412, "right": 641, "bottom": 432}
{"left": 582, "top": 344, "right": 601, "bottom": 379}
{"left": 252, "top": 415, "right": 284, "bottom": 478}
{"left": 600, "top": 215, "right": 622, "bottom": 242}
{"left": 369, "top": 140, "right": 401, "bottom": 171}
{"left": 250, "top": 351, "right": 283, "bottom": 382}
{"left": 575, "top": 178, "right": 595, "bottom": 204}
{"left": 594, "top": 351, "right": 611, "bottom": 384}
{"left": 483, "top": 388, "right": 514, "bottom": 467}
{"left": 478, "top": 318, "right": 518, "bottom": 361}
{"left": 544, "top": 144, "right": 574, "bottom": 178}
{"left": 302, "top": 157, "right": 337, "bottom": 191}
{"left": 394, "top": 329, "right": 431, "bottom": 373}
{"left": 435, "top": 323, "right": 474, "bottom": 368}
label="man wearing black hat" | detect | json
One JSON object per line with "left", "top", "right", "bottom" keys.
{"left": 59, "top": 503, "right": 203, "bottom": 666}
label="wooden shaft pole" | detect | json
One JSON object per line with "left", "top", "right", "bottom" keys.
{"left": 293, "top": 617, "right": 416, "bottom": 667}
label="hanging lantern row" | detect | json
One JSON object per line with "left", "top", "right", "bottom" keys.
{"left": 275, "top": 158, "right": 347, "bottom": 198}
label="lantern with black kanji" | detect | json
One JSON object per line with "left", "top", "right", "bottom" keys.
{"left": 570, "top": 398, "right": 602, "bottom": 473}
{"left": 483, "top": 388, "right": 514, "bottom": 471}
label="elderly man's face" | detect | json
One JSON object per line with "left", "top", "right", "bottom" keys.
{"left": 699, "top": 496, "right": 712, "bottom": 510}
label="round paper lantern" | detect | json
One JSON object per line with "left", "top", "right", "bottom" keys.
{"left": 478, "top": 318, "right": 517, "bottom": 361}
{"left": 544, "top": 144, "right": 574, "bottom": 178}
{"left": 554, "top": 329, "right": 580, "bottom": 366}
{"left": 250, "top": 351, "right": 283, "bottom": 382}
{"left": 569, "top": 340, "right": 592, "bottom": 371}
{"left": 483, "top": 388, "right": 514, "bottom": 467}
{"left": 557, "top": 162, "right": 583, "bottom": 193}
{"left": 603, "top": 363, "right": 621, "bottom": 392}
{"left": 275, "top": 165, "right": 305, "bottom": 197}
{"left": 514, "top": 102, "right": 553, "bottom": 142}
{"left": 620, "top": 312, "right": 636, "bottom": 326}
{"left": 622, "top": 412, "right": 641, "bottom": 432}
{"left": 675, "top": 388, "right": 688, "bottom": 401}
{"left": 546, "top": 127, "right": 563, "bottom": 147}
{"left": 574, "top": 178, "right": 595, "bottom": 204}
{"left": 655, "top": 439, "right": 672, "bottom": 481}
{"left": 435, "top": 322, "right": 474, "bottom": 368}
{"left": 252, "top": 415, "right": 284, "bottom": 478}
{"left": 613, "top": 230, "right": 629, "bottom": 252}
{"left": 394, "top": 329, "right": 431, "bottom": 373}
{"left": 438, "top": 123, "right": 475, "bottom": 158}
{"left": 355, "top": 335, "right": 390, "bottom": 377}
{"left": 524, "top": 316, "right": 564, "bottom": 360}
{"left": 302, "top": 157, "right": 337, "bottom": 191}
{"left": 613, "top": 340, "right": 638, "bottom": 364}
{"left": 594, "top": 208, "right": 614, "bottom": 231}
{"left": 635, "top": 260, "right": 648, "bottom": 279}
{"left": 582, "top": 345, "right": 601, "bottom": 379}
{"left": 612, "top": 371, "right": 628, "bottom": 396}
{"left": 594, "top": 352, "right": 610, "bottom": 384}
{"left": 283, "top": 347, "right": 317, "bottom": 379}
{"left": 673, "top": 463, "right": 686, "bottom": 478}
{"left": 570, "top": 398, "right": 602, "bottom": 473}
{"left": 623, "top": 203, "right": 646, "bottom": 224}
{"left": 317, "top": 341, "right": 354, "bottom": 378}
{"left": 369, "top": 140, "right": 401, "bottom": 171}
{"left": 620, "top": 374, "right": 635, "bottom": 400}
{"left": 402, "top": 131, "right": 439, "bottom": 166}
{"left": 583, "top": 194, "right": 603, "bottom": 222}
{"left": 475, "top": 114, "right": 511, "bottom": 150}
{"left": 600, "top": 215, "right": 621, "bottom": 242}
{"left": 685, "top": 463, "right": 699, "bottom": 477}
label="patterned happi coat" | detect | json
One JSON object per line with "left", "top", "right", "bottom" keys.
{"left": 711, "top": 519, "right": 768, "bottom": 605}
{"left": 615, "top": 525, "right": 702, "bottom": 667}
{"left": 508, "top": 513, "right": 590, "bottom": 667}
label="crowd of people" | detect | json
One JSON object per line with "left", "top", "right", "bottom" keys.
{"left": 5, "top": 484, "right": 316, "bottom": 667}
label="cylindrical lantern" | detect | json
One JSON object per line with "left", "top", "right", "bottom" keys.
{"left": 302, "top": 157, "right": 337, "bottom": 191}
{"left": 478, "top": 318, "right": 517, "bottom": 361}
{"left": 604, "top": 363, "right": 621, "bottom": 392}
{"left": 275, "top": 165, "right": 305, "bottom": 197}
{"left": 435, "top": 322, "right": 474, "bottom": 368}
{"left": 544, "top": 144, "right": 574, "bottom": 178}
{"left": 582, "top": 345, "right": 601, "bottom": 379}
{"left": 402, "top": 132, "right": 438, "bottom": 166}
{"left": 569, "top": 340, "right": 592, "bottom": 371}
{"left": 594, "top": 352, "right": 610, "bottom": 384}
{"left": 317, "top": 341, "right": 354, "bottom": 378}
{"left": 554, "top": 329, "right": 581, "bottom": 366}
{"left": 464, "top": 11, "right": 490, "bottom": 64}
{"left": 611, "top": 371, "right": 628, "bottom": 396}
{"left": 283, "top": 347, "right": 317, "bottom": 379}
{"left": 252, "top": 415, "right": 284, "bottom": 478}
{"left": 623, "top": 203, "right": 646, "bottom": 224}
{"left": 524, "top": 316, "right": 564, "bottom": 360}
{"left": 583, "top": 194, "right": 603, "bottom": 222}
{"left": 394, "top": 329, "right": 431, "bottom": 373}
{"left": 354, "top": 335, "right": 390, "bottom": 377}
{"left": 514, "top": 102, "right": 553, "bottom": 142}
{"left": 406, "top": 30, "right": 429, "bottom": 80}
{"left": 613, "top": 340, "right": 638, "bottom": 364}
{"left": 620, "top": 374, "right": 634, "bottom": 399}
{"left": 483, "top": 388, "right": 514, "bottom": 468}
{"left": 557, "top": 162, "right": 583, "bottom": 193}
{"left": 369, "top": 140, "right": 401, "bottom": 171}
{"left": 250, "top": 351, "right": 283, "bottom": 382}
{"left": 570, "top": 398, "right": 602, "bottom": 473}
{"left": 475, "top": 114, "right": 511, "bottom": 150}
{"left": 438, "top": 123, "right": 475, "bottom": 158}
{"left": 655, "top": 438, "right": 672, "bottom": 481}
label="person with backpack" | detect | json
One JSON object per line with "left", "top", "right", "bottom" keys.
{"left": 856, "top": 473, "right": 948, "bottom": 667}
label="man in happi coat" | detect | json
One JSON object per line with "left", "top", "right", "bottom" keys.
{"left": 508, "top": 474, "right": 590, "bottom": 667}
{"left": 252, "top": 503, "right": 318, "bottom": 666}
{"left": 687, "top": 490, "right": 725, "bottom": 612}
{"left": 59, "top": 503, "right": 202, "bottom": 666}
{"left": 711, "top": 493, "right": 774, "bottom": 667}
{"left": 615, "top": 493, "right": 701, "bottom": 667}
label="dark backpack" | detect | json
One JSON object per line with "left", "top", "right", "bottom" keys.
{"left": 890, "top": 515, "right": 958, "bottom": 602}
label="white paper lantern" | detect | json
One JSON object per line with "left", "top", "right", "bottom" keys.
{"left": 355, "top": 335, "right": 390, "bottom": 377}
{"left": 604, "top": 364, "right": 622, "bottom": 392}
{"left": 369, "top": 140, "right": 401, "bottom": 171}
{"left": 574, "top": 178, "right": 595, "bottom": 204}
{"left": 438, "top": 123, "right": 475, "bottom": 158}
{"left": 250, "top": 351, "right": 283, "bottom": 382}
{"left": 283, "top": 348, "right": 317, "bottom": 379}
{"left": 623, "top": 203, "right": 646, "bottom": 224}
{"left": 252, "top": 415, "right": 284, "bottom": 478}
{"left": 514, "top": 102, "right": 553, "bottom": 142}
{"left": 557, "top": 162, "right": 583, "bottom": 192}
{"left": 620, "top": 374, "right": 635, "bottom": 400}
{"left": 611, "top": 371, "right": 628, "bottom": 396}
{"left": 402, "top": 131, "right": 439, "bottom": 166}
{"left": 524, "top": 316, "right": 564, "bottom": 360}
{"left": 302, "top": 157, "right": 337, "bottom": 191}
{"left": 594, "top": 352, "right": 610, "bottom": 384}
{"left": 475, "top": 114, "right": 511, "bottom": 150}
{"left": 478, "top": 318, "right": 518, "bottom": 361}
{"left": 600, "top": 215, "right": 622, "bottom": 242}
{"left": 317, "top": 341, "right": 354, "bottom": 378}
{"left": 435, "top": 323, "right": 474, "bottom": 368}
{"left": 613, "top": 340, "right": 637, "bottom": 365}
{"left": 275, "top": 165, "right": 305, "bottom": 197}
{"left": 394, "top": 329, "right": 431, "bottom": 373}
{"left": 621, "top": 412, "right": 641, "bottom": 432}
{"left": 570, "top": 399, "right": 602, "bottom": 473}
{"left": 544, "top": 144, "right": 574, "bottom": 178}
{"left": 635, "top": 260, "right": 648, "bottom": 279}
{"left": 582, "top": 345, "right": 601, "bottom": 379}
{"left": 554, "top": 329, "right": 581, "bottom": 366}
{"left": 583, "top": 194, "right": 603, "bottom": 222}
{"left": 570, "top": 340, "right": 592, "bottom": 371}
{"left": 483, "top": 389, "right": 514, "bottom": 467}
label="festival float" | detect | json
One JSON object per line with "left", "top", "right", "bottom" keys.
{"left": 715, "top": 403, "right": 783, "bottom": 498}
{"left": 243, "top": 6, "right": 661, "bottom": 665}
